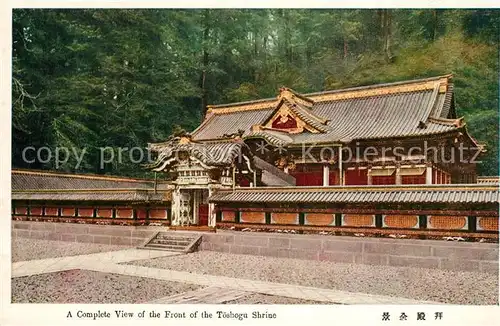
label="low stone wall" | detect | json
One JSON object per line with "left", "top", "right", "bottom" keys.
{"left": 12, "top": 221, "right": 498, "bottom": 274}
{"left": 201, "top": 231, "right": 499, "bottom": 274}
{"left": 11, "top": 220, "right": 162, "bottom": 246}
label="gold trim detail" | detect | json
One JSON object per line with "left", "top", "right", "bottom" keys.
{"left": 261, "top": 102, "right": 320, "bottom": 134}
{"left": 212, "top": 184, "right": 498, "bottom": 193}
{"left": 206, "top": 77, "right": 450, "bottom": 115}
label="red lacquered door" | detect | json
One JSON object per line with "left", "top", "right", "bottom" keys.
{"left": 198, "top": 204, "right": 209, "bottom": 226}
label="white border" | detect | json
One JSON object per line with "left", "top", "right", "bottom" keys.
{"left": 1, "top": 2, "right": 499, "bottom": 326}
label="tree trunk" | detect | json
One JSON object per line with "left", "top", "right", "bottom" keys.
{"left": 254, "top": 31, "right": 258, "bottom": 82}
{"left": 343, "top": 37, "right": 348, "bottom": 60}
{"left": 283, "top": 10, "right": 292, "bottom": 63}
{"left": 432, "top": 9, "right": 438, "bottom": 41}
{"left": 381, "top": 9, "right": 392, "bottom": 63}
{"left": 263, "top": 36, "right": 267, "bottom": 61}
{"left": 201, "top": 11, "right": 210, "bottom": 117}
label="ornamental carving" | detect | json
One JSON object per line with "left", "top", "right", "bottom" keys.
{"left": 343, "top": 214, "right": 375, "bottom": 227}
{"left": 477, "top": 217, "right": 498, "bottom": 231}
{"left": 272, "top": 114, "right": 298, "bottom": 129}
{"left": 271, "top": 213, "right": 298, "bottom": 224}
{"left": 305, "top": 213, "right": 335, "bottom": 226}
{"left": 240, "top": 211, "right": 265, "bottom": 224}
{"left": 177, "top": 150, "right": 190, "bottom": 162}
{"left": 274, "top": 155, "right": 296, "bottom": 171}
{"left": 383, "top": 215, "right": 419, "bottom": 229}
{"left": 428, "top": 216, "right": 467, "bottom": 230}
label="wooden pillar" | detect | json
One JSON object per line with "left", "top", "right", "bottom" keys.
{"left": 208, "top": 187, "right": 216, "bottom": 227}
{"left": 338, "top": 147, "right": 343, "bottom": 185}
{"left": 426, "top": 165, "right": 432, "bottom": 184}
{"left": 298, "top": 212, "right": 305, "bottom": 225}
{"left": 367, "top": 168, "right": 373, "bottom": 185}
{"left": 335, "top": 213, "right": 343, "bottom": 227}
{"left": 253, "top": 170, "right": 257, "bottom": 187}
{"left": 193, "top": 190, "right": 199, "bottom": 225}
{"left": 323, "top": 164, "right": 329, "bottom": 186}
{"left": 171, "top": 188, "right": 180, "bottom": 226}
{"left": 468, "top": 216, "right": 477, "bottom": 232}
{"left": 265, "top": 212, "right": 271, "bottom": 224}
{"left": 395, "top": 166, "right": 402, "bottom": 185}
{"left": 418, "top": 215, "right": 427, "bottom": 229}
{"left": 232, "top": 166, "right": 236, "bottom": 190}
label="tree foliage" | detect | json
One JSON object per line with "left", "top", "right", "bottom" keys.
{"left": 12, "top": 9, "right": 499, "bottom": 176}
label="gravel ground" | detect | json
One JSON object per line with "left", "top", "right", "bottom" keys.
{"left": 12, "top": 269, "right": 201, "bottom": 303}
{"left": 225, "top": 293, "right": 332, "bottom": 304}
{"left": 126, "top": 251, "right": 499, "bottom": 305}
{"left": 12, "top": 238, "right": 129, "bottom": 262}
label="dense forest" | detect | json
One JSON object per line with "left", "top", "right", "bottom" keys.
{"left": 12, "top": 9, "right": 499, "bottom": 176}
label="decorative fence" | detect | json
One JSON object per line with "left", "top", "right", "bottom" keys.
{"left": 11, "top": 202, "right": 171, "bottom": 226}
{"left": 211, "top": 185, "right": 499, "bottom": 240}
{"left": 216, "top": 208, "right": 498, "bottom": 240}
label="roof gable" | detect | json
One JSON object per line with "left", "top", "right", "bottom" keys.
{"left": 256, "top": 89, "right": 329, "bottom": 134}
{"left": 192, "top": 75, "right": 468, "bottom": 143}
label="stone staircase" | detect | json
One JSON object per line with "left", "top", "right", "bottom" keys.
{"left": 138, "top": 232, "right": 202, "bottom": 253}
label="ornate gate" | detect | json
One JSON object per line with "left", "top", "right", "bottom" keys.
{"left": 179, "top": 191, "right": 193, "bottom": 226}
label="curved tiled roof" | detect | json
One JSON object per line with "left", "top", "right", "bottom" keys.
{"left": 148, "top": 139, "right": 251, "bottom": 171}
{"left": 194, "top": 109, "right": 272, "bottom": 140}
{"left": 11, "top": 169, "right": 170, "bottom": 202}
{"left": 11, "top": 191, "right": 167, "bottom": 202}
{"left": 245, "top": 130, "right": 293, "bottom": 147}
{"left": 192, "top": 75, "right": 463, "bottom": 144}
{"left": 12, "top": 169, "right": 154, "bottom": 191}
{"left": 209, "top": 184, "right": 500, "bottom": 204}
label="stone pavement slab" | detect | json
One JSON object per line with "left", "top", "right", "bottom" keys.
{"left": 85, "top": 263, "right": 438, "bottom": 305}
{"left": 12, "top": 248, "right": 179, "bottom": 277}
{"left": 11, "top": 247, "right": 440, "bottom": 305}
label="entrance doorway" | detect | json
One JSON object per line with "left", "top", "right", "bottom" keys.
{"left": 198, "top": 204, "right": 209, "bottom": 226}
{"left": 195, "top": 189, "right": 209, "bottom": 226}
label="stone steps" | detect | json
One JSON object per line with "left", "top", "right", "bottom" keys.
{"left": 138, "top": 232, "right": 202, "bottom": 253}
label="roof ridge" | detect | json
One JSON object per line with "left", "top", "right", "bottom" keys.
{"left": 428, "top": 116, "right": 463, "bottom": 127}
{"left": 207, "top": 75, "right": 452, "bottom": 111}
{"left": 307, "top": 74, "right": 452, "bottom": 98}
{"left": 11, "top": 169, "right": 153, "bottom": 183}
{"left": 280, "top": 87, "right": 314, "bottom": 104}
{"left": 13, "top": 188, "right": 156, "bottom": 193}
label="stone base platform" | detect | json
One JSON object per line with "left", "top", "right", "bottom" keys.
{"left": 11, "top": 221, "right": 499, "bottom": 274}
{"left": 200, "top": 230, "right": 499, "bottom": 274}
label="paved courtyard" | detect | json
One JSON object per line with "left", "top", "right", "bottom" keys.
{"left": 11, "top": 238, "right": 497, "bottom": 304}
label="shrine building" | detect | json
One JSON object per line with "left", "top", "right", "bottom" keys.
{"left": 11, "top": 75, "right": 499, "bottom": 240}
